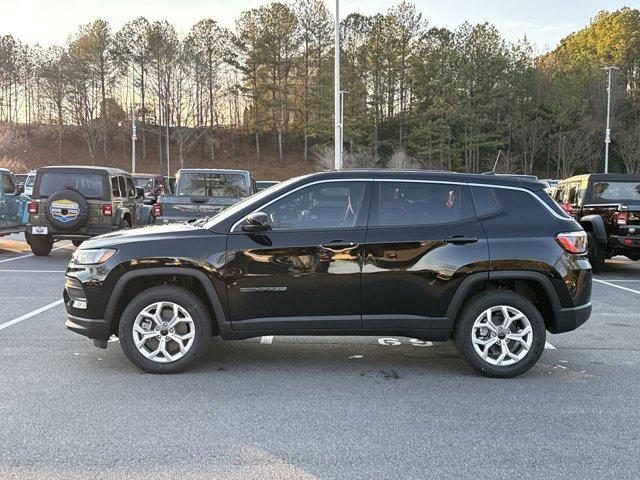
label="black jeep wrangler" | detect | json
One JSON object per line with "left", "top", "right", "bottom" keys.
{"left": 553, "top": 173, "right": 640, "bottom": 272}
{"left": 26, "top": 166, "right": 151, "bottom": 256}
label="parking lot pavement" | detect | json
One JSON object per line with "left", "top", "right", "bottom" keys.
{"left": 1, "top": 239, "right": 639, "bottom": 479}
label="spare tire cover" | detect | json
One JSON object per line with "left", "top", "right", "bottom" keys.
{"left": 45, "top": 188, "right": 91, "bottom": 232}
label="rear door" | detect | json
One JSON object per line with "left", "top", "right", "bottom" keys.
{"left": 362, "top": 180, "right": 488, "bottom": 331}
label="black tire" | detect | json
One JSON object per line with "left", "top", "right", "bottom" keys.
{"left": 44, "top": 188, "right": 90, "bottom": 232}
{"left": 453, "top": 290, "right": 546, "bottom": 378}
{"left": 587, "top": 232, "right": 605, "bottom": 273}
{"left": 72, "top": 240, "right": 83, "bottom": 247}
{"left": 119, "top": 217, "right": 131, "bottom": 229}
{"left": 29, "top": 234, "right": 54, "bottom": 256}
{"left": 118, "top": 286, "right": 212, "bottom": 374}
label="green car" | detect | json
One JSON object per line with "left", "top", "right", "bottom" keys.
{"left": 25, "top": 166, "right": 152, "bottom": 256}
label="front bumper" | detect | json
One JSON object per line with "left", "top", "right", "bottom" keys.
{"left": 65, "top": 314, "right": 111, "bottom": 341}
{"left": 549, "top": 301, "right": 592, "bottom": 334}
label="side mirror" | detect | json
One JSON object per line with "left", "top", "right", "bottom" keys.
{"left": 16, "top": 184, "right": 25, "bottom": 195}
{"left": 135, "top": 187, "right": 145, "bottom": 199}
{"left": 241, "top": 211, "right": 271, "bottom": 232}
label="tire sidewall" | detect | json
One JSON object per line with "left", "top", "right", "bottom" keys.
{"left": 118, "top": 286, "right": 212, "bottom": 373}
{"left": 454, "top": 291, "right": 546, "bottom": 378}
{"left": 587, "top": 232, "right": 605, "bottom": 273}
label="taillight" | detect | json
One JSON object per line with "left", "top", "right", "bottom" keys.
{"left": 556, "top": 231, "right": 588, "bottom": 254}
{"left": 27, "top": 202, "right": 38, "bottom": 214}
{"left": 616, "top": 211, "right": 629, "bottom": 226}
{"left": 560, "top": 202, "right": 574, "bottom": 215}
{"left": 101, "top": 205, "right": 113, "bottom": 216}
{"left": 153, "top": 203, "right": 162, "bottom": 217}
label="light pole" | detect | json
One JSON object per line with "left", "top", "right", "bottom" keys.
{"left": 334, "top": 0, "right": 342, "bottom": 170}
{"left": 602, "top": 66, "right": 619, "bottom": 173}
{"left": 131, "top": 106, "right": 138, "bottom": 174}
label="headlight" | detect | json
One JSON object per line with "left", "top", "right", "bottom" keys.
{"left": 71, "top": 248, "right": 117, "bottom": 265}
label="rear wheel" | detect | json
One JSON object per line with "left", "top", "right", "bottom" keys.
{"left": 118, "top": 286, "right": 212, "bottom": 373}
{"left": 29, "top": 234, "right": 54, "bottom": 256}
{"left": 454, "top": 290, "right": 546, "bottom": 378}
{"left": 587, "top": 232, "right": 605, "bottom": 273}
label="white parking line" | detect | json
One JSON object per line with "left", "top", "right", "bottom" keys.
{"left": 0, "top": 299, "right": 64, "bottom": 332}
{"left": 260, "top": 335, "right": 273, "bottom": 344}
{"left": 593, "top": 278, "right": 640, "bottom": 295}
{"left": 544, "top": 341, "right": 556, "bottom": 350}
{"left": 0, "top": 270, "right": 66, "bottom": 273}
{"left": 0, "top": 246, "right": 69, "bottom": 264}
{"left": 595, "top": 279, "right": 640, "bottom": 282}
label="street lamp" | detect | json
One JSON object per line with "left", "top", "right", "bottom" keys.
{"left": 131, "top": 105, "right": 138, "bottom": 174}
{"left": 334, "top": 0, "right": 342, "bottom": 170}
{"left": 602, "top": 66, "right": 619, "bottom": 173}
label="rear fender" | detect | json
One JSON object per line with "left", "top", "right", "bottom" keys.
{"left": 580, "top": 215, "right": 607, "bottom": 243}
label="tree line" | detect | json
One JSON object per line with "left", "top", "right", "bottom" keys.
{"left": 1, "top": 2, "right": 640, "bottom": 177}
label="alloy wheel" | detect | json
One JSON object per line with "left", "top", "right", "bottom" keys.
{"left": 471, "top": 305, "right": 533, "bottom": 367}
{"left": 132, "top": 302, "right": 195, "bottom": 363}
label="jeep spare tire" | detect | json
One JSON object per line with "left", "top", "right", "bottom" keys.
{"left": 44, "top": 189, "right": 90, "bottom": 232}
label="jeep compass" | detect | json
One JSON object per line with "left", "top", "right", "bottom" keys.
{"left": 64, "top": 170, "right": 592, "bottom": 377}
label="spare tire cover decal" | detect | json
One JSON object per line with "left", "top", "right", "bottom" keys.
{"left": 50, "top": 199, "right": 80, "bottom": 223}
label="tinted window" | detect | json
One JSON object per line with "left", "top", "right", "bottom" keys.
{"left": 592, "top": 181, "right": 640, "bottom": 203}
{"left": 118, "top": 177, "right": 127, "bottom": 197}
{"left": 2, "top": 174, "right": 16, "bottom": 194}
{"left": 176, "top": 172, "right": 249, "bottom": 197}
{"left": 373, "top": 182, "right": 475, "bottom": 227}
{"left": 111, "top": 177, "right": 121, "bottom": 197}
{"left": 39, "top": 173, "right": 104, "bottom": 198}
{"left": 26, "top": 175, "right": 35, "bottom": 187}
{"left": 471, "top": 187, "right": 500, "bottom": 217}
{"left": 134, "top": 177, "right": 152, "bottom": 189}
{"left": 126, "top": 177, "right": 136, "bottom": 197}
{"left": 261, "top": 181, "right": 367, "bottom": 231}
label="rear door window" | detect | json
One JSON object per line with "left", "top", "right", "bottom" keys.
{"left": 118, "top": 177, "right": 127, "bottom": 198}
{"left": 38, "top": 173, "right": 105, "bottom": 198}
{"left": 2, "top": 174, "right": 16, "bottom": 194}
{"left": 126, "top": 177, "right": 136, "bottom": 197}
{"left": 371, "top": 181, "right": 475, "bottom": 227}
{"left": 111, "top": 177, "right": 121, "bottom": 197}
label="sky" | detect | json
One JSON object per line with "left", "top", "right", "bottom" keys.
{"left": 1, "top": 0, "right": 639, "bottom": 53}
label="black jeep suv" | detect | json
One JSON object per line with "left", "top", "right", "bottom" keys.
{"left": 64, "top": 170, "right": 592, "bottom": 377}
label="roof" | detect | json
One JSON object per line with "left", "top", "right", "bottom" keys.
{"left": 177, "top": 168, "right": 251, "bottom": 175}
{"left": 561, "top": 173, "right": 640, "bottom": 183}
{"left": 303, "top": 169, "right": 547, "bottom": 191}
{"left": 0, "top": 168, "right": 10, "bottom": 174}
{"left": 132, "top": 173, "right": 163, "bottom": 177}
{"left": 36, "top": 165, "right": 128, "bottom": 175}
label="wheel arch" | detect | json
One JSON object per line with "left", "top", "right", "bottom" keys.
{"left": 446, "top": 270, "right": 564, "bottom": 333}
{"left": 104, "top": 267, "right": 228, "bottom": 337}
{"left": 580, "top": 215, "right": 607, "bottom": 243}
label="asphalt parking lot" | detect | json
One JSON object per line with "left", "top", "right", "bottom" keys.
{"left": 0, "top": 233, "right": 639, "bottom": 480}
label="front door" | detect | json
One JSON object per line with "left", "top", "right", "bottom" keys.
{"left": 0, "top": 173, "right": 22, "bottom": 228}
{"left": 362, "top": 180, "right": 489, "bottom": 331}
{"left": 225, "top": 180, "right": 372, "bottom": 331}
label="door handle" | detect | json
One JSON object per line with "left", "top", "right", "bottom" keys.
{"left": 443, "top": 235, "right": 478, "bottom": 245}
{"left": 321, "top": 241, "right": 359, "bottom": 252}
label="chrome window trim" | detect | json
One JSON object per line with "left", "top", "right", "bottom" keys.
{"left": 230, "top": 178, "right": 374, "bottom": 232}
{"left": 230, "top": 176, "right": 571, "bottom": 231}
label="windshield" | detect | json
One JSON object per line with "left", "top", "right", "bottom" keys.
{"left": 134, "top": 177, "right": 153, "bottom": 189}
{"left": 176, "top": 172, "right": 249, "bottom": 197}
{"left": 203, "top": 176, "right": 302, "bottom": 229}
{"left": 592, "top": 181, "right": 640, "bottom": 203}
{"left": 38, "top": 172, "right": 105, "bottom": 198}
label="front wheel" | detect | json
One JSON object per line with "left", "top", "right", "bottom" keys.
{"left": 118, "top": 286, "right": 212, "bottom": 373}
{"left": 454, "top": 291, "right": 546, "bottom": 378}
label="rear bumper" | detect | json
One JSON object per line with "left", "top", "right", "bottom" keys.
{"left": 608, "top": 235, "right": 640, "bottom": 249}
{"left": 27, "top": 223, "right": 116, "bottom": 240}
{"left": 549, "top": 301, "right": 592, "bottom": 334}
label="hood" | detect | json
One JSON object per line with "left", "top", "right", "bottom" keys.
{"left": 80, "top": 222, "right": 215, "bottom": 250}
